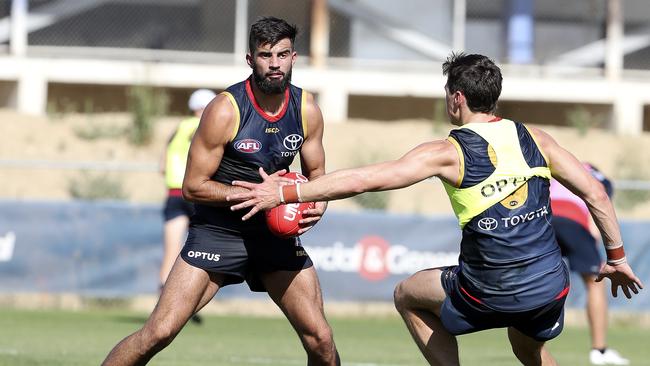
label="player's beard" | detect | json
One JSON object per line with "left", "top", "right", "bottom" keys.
{"left": 252, "top": 66, "right": 292, "bottom": 95}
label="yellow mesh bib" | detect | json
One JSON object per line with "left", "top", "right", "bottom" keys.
{"left": 442, "top": 120, "right": 551, "bottom": 228}
{"left": 165, "top": 116, "right": 200, "bottom": 189}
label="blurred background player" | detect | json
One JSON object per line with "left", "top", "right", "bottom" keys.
{"left": 551, "top": 163, "right": 629, "bottom": 365}
{"left": 159, "top": 88, "right": 216, "bottom": 324}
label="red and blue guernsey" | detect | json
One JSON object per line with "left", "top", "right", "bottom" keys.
{"left": 442, "top": 118, "right": 570, "bottom": 311}
{"left": 195, "top": 77, "right": 309, "bottom": 226}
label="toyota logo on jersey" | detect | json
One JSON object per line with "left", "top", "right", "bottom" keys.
{"left": 234, "top": 139, "right": 262, "bottom": 153}
{"left": 283, "top": 134, "right": 303, "bottom": 151}
{"left": 477, "top": 217, "right": 498, "bottom": 231}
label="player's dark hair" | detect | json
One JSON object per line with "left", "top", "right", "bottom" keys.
{"left": 442, "top": 52, "right": 502, "bottom": 114}
{"left": 248, "top": 16, "right": 298, "bottom": 54}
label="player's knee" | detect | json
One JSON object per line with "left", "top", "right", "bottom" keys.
{"left": 393, "top": 280, "right": 409, "bottom": 312}
{"left": 141, "top": 323, "right": 179, "bottom": 351}
{"left": 303, "top": 326, "right": 335, "bottom": 359}
{"left": 509, "top": 334, "right": 543, "bottom": 365}
{"left": 511, "top": 346, "right": 541, "bottom": 366}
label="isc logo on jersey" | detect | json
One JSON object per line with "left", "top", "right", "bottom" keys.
{"left": 234, "top": 139, "right": 262, "bottom": 153}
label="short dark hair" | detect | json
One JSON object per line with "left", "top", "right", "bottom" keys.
{"left": 248, "top": 16, "right": 298, "bottom": 54}
{"left": 442, "top": 52, "right": 502, "bottom": 114}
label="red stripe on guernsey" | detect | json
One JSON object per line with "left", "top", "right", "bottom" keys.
{"left": 460, "top": 286, "right": 483, "bottom": 304}
{"left": 555, "top": 286, "right": 570, "bottom": 300}
{"left": 488, "top": 116, "right": 502, "bottom": 122}
{"left": 245, "top": 78, "right": 290, "bottom": 123}
{"left": 550, "top": 200, "right": 590, "bottom": 230}
{"left": 168, "top": 189, "right": 183, "bottom": 197}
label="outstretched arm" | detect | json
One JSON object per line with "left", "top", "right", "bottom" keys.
{"left": 530, "top": 126, "right": 643, "bottom": 298}
{"left": 227, "top": 139, "right": 459, "bottom": 219}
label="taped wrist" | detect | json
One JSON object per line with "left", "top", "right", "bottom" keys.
{"left": 605, "top": 243, "right": 626, "bottom": 265}
{"left": 281, "top": 184, "right": 300, "bottom": 203}
{"left": 278, "top": 185, "right": 285, "bottom": 204}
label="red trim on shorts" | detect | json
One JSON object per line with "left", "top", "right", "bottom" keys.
{"left": 488, "top": 116, "right": 502, "bottom": 122}
{"left": 460, "top": 286, "right": 483, "bottom": 304}
{"left": 245, "top": 78, "right": 289, "bottom": 123}
{"left": 168, "top": 188, "right": 183, "bottom": 197}
{"left": 554, "top": 286, "right": 570, "bottom": 300}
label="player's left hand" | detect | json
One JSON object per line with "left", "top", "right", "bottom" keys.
{"left": 227, "top": 167, "right": 285, "bottom": 219}
{"left": 596, "top": 262, "right": 644, "bottom": 299}
{"left": 297, "top": 201, "right": 328, "bottom": 234}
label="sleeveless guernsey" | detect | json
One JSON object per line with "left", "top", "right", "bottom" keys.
{"left": 443, "top": 119, "right": 568, "bottom": 311}
{"left": 194, "top": 78, "right": 309, "bottom": 227}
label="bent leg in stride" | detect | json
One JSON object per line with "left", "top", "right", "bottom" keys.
{"left": 101, "top": 257, "right": 223, "bottom": 366}
{"left": 262, "top": 267, "right": 340, "bottom": 366}
{"left": 393, "top": 268, "right": 459, "bottom": 366}
{"left": 508, "top": 327, "right": 557, "bottom": 366}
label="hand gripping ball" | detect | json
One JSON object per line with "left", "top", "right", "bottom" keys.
{"left": 265, "top": 172, "right": 315, "bottom": 238}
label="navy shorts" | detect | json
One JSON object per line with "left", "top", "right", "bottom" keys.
{"left": 180, "top": 220, "right": 312, "bottom": 292}
{"left": 163, "top": 196, "right": 194, "bottom": 221}
{"left": 553, "top": 217, "right": 602, "bottom": 275}
{"left": 440, "top": 266, "right": 567, "bottom": 342}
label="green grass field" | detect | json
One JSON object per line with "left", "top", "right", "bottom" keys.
{"left": 0, "top": 308, "right": 647, "bottom": 365}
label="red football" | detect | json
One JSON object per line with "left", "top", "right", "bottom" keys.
{"left": 265, "top": 172, "right": 314, "bottom": 238}
{"left": 266, "top": 201, "right": 315, "bottom": 238}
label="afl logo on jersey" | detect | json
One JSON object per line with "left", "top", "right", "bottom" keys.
{"left": 477, "top": 217, "right": 498, "bottom": 231}
{"left": 234, "top": 139, "right": 262, "bottom": 153}
{"left": 283, "top": 134, "right": 304, "bottom": 151}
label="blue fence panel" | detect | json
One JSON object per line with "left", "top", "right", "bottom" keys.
{"left": 0, "top": 200, "right": 648, "bottom": 310}
{"left": 0, "top": 200, "right": 162, "bottom": 296}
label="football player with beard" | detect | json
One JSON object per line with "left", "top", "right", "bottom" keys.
{"left": 102, "top": 16, "right": 339, "bottom": 366}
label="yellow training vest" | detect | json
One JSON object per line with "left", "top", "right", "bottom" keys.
{"left": 165, "top": 116, "right": 200, "bottom": 189}
{"left": 443, "top": 120, "right": 551, "bottom": 228}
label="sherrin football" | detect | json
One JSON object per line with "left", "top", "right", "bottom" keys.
{"left": 265, "top": 172, "right": 315, "bottom": 238}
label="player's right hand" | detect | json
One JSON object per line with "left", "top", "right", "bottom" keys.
{"left": 596, "top": 262, "right": 644, "bottom": 299}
